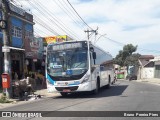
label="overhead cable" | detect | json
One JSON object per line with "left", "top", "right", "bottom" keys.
{"left": 67, "top": 0, "right": 93, "bottom": 30}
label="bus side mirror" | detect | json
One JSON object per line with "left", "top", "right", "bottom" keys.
{"left": 93, "top": 52, "right": 96, "bottom": 59}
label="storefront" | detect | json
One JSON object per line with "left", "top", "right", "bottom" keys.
{"left": 24, "top": 37, "right": 44, "bottom": 75}
{"left": 10, "top": 48, "right": 25, "bottom": 79}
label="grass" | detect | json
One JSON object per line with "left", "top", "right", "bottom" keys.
{"left": 0, "top": 88, "right": 2, "bottom": 93}
{"left": 0, "top": 93, "right": 13, "bottom": 103}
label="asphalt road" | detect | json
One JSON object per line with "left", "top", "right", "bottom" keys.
{"left": 1, "top": 80, "right": 160, "bottom": 120}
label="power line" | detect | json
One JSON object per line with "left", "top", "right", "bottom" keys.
{"left": 34, "top": 31, "right": 42, "bottom": 37}
{"left": 27, "top": 0, "right": 62, "bottom": 35}
{"left": 99, "top": 34, "right": 160, "bottom": 53}
{"left": 32, "top": 0, "right": 81, "bottom": 40}
{"left": 34, "top": 27, "right": 49, "bottom": 36}
{"left": 14, "top": 0, "right": 160, "bottom": 54}
{"left": 16, "top": 0, "right": 60, "bottom": 35}
{"left": 62, "top": 0, "right": 86, "bottom": 29}
{"left": 17, "top": 0, "right": 73, "bottom": 37}
{"left": 15, "top": 0, "right": 83, "bottom": 40}
{"left": 65, "top": 1, "right": 160, "bottom": 53}
{"left": 33, "top": 17, "right": 59, "bottom": 35}
{"left": 28, "top": 0, "right": 80, "bottom": 40}
{"left": 55, "top": 0, "right": 85, "bottom": 30}
{"left": 96, "top": 33, "right": 124, "bottom": 46}
{"left": 67, "top": 0, "right": 93, "bottom": 30}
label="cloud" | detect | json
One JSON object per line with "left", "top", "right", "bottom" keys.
{"left": 17, "top": 0, "right": 160, "bottom": 57}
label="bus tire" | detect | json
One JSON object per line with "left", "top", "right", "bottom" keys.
{"left": 92, "top": 78, "right": 100, "bottom": 94}
{"left": 60, "top": 92, "right": 68, "bottom": 97}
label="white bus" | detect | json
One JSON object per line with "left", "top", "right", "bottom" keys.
{"left": 46, "top": 40, "right": 114, "bottom": 96}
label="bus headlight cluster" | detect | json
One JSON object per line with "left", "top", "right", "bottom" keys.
{"left": 81, "top": 75, "right": 90, "bottom": 84}
{"left": 46, "top": 79, "right": 52, "bottom": 85}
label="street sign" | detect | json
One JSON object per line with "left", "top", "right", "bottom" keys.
{"left": 0, "top": 20, "right": 7, "bottom": 29}
{"left": 2, "top": 46, "right": 10, "bottom": 52}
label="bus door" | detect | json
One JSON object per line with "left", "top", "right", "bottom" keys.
{"left": 90, "top": 51, "right": 97, "bottom": 89}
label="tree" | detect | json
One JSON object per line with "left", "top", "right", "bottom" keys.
{"left": 124, "top": 53, "right": 141, "bottom": 66}
{"left": 114, "top": 44, "right": 140, "bottom": 67}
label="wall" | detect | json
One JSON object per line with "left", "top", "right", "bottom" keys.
{"left": 141, "top": 68, "right": 154, "bottom": 79}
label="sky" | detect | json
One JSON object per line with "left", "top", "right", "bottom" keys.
{"left": 14, "top": 0, "right": 160, "bottom": 57}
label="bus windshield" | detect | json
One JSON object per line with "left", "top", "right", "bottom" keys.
{"left": 47, "top": 48, "right": 88, "bottom": 77}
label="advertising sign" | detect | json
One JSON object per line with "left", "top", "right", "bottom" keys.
{"left": 24, "top": 37, "right": 42, "bottom": 59}
{"left": 43, "top": 35, "right": 67, "bottom": 46}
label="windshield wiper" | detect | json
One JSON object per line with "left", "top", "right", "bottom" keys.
{"left": 72, "top": 62, "right": 86, "bottom": 69}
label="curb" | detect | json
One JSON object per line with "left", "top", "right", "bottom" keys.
{"left": 0, "top": 89, "right": 60, "bottom": 109}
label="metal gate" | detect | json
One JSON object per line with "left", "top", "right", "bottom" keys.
{"left": 155, "top": 65, "right": 160, "bottom": 78}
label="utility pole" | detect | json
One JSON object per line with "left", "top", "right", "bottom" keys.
{"left": 84, "top": 27, "right": 98, "bottom": 42}
{"left": 1, "top": 0, "right": 11, "bottom": 98}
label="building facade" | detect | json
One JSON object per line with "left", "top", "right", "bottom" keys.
{"left": 137, "top": 55, "right": 155, "bottom": 79}
{"left": 0, "top": 2, "right": 34, "bottom": 83}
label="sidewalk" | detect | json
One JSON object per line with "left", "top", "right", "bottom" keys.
{"left": 34, "top": 88, "right": 60, "bottom": 98}
{"left": 0, "top": 88, "right": 60, "bottom": 109}
{"left": 135, "top": 78, "right": 160, "bottom": 85}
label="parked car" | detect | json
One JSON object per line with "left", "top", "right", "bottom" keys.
{"left": 126, "top": 74, "right": 137, "bottom": 80}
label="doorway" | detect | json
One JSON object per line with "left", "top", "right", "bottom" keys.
{"left": 12, "top": 60, "right": 20, "bottom": 79}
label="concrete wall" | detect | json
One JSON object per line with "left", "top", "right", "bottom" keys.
{"left": 141, "top": 68, "right": 154, "bottom": 79}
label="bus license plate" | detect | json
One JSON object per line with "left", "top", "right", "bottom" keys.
{"left": 63, "top": 89, "right": 71, "bottom": 92}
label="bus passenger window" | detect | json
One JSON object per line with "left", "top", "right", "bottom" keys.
{"left": 100, "top": 66, "right": 104, "bottom": 71}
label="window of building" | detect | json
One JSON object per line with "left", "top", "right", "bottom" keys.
{"left": 11, "top": 26, "right": 22, "bottom": 38}
{"left": 25, "top": 30, "right": 33, "bottom": 39}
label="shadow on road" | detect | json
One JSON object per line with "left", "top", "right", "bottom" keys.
{"left": 54, "top": 84, "right": 128, "bottom": 99}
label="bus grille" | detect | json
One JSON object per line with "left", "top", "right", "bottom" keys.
{"left": 55, "top": 86, "right": 79, "bottom": 92}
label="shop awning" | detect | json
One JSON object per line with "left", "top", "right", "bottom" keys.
{"left": 9, "top": 47, "right": 25, "bottom": 51}
{"left": 2, "top": 46, "right": 25, "bottom": 52}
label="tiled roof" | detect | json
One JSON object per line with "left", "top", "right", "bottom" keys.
{"left": 102, "top": 60, "right": 113, "bottom": 65}
{"left": 140, "top": 60, "right": 149, "bottom": 66}
{"left": 139, "top": 55, "right": 154, "bottom": 67}
{"left": 139, "top": 55, "right": 154, "bottom": 59}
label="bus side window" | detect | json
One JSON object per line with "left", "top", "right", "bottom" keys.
{"left": 100, "top": 66, "right": 104, "bottom": 71}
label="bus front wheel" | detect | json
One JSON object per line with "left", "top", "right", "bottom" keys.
{"left": 92, "top": 79, "right": 100, "bottom": 94}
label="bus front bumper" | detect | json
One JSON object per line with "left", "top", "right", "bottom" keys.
{"left": 48, "top": 81, "right": 92, "bottom": 93}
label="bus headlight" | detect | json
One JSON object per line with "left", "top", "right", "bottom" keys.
{"left": 81, "top": 75, "right": 90, "bottom": 84}
{"left": 46, "top": 79, "right": 50, "bottom": 84}
{"left": 47, "top": 78, "right": 54, "bottom": 85}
